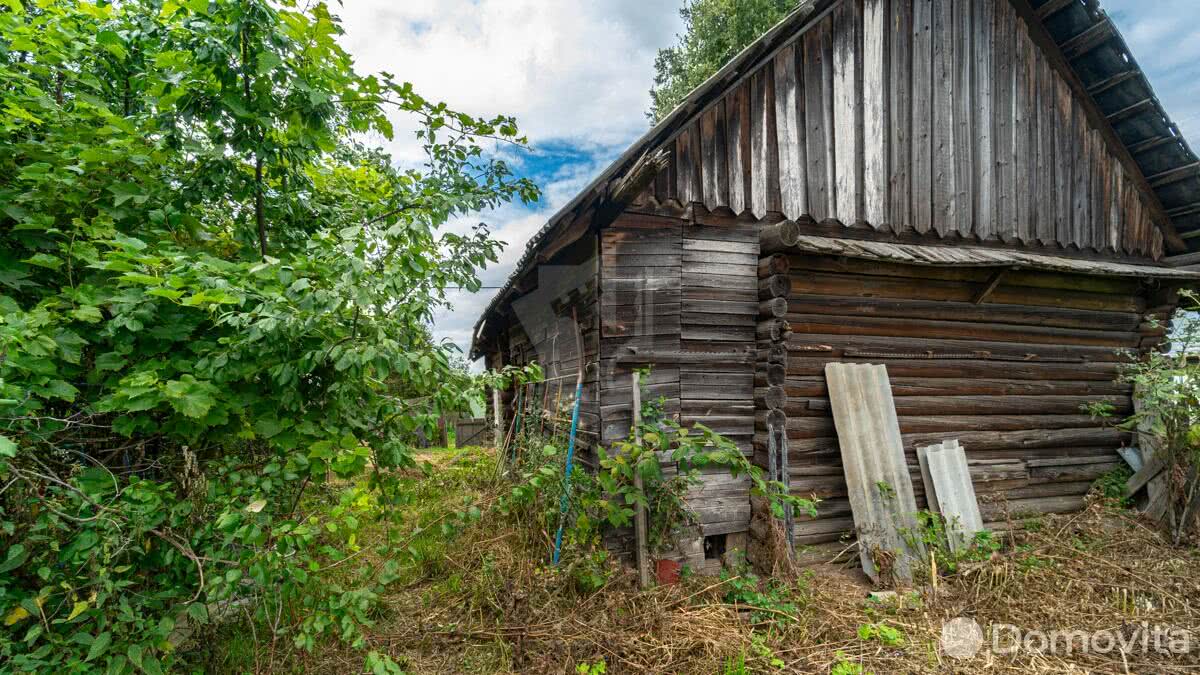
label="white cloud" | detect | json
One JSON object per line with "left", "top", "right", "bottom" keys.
{"left": 337, "top": 1, "right": 684, "bottom": 362}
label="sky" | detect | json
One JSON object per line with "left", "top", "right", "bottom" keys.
{"left": 335, "top": 0, "right": 1200, "bottom": 365}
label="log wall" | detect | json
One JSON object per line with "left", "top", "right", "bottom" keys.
{"left": 636, "top": 0, "right": 1165, "bottom": 260}
{"left": 766, "top": 253, "right": 1169, "bottom": 562}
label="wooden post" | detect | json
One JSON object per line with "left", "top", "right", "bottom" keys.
{"left": 632, "top": 371, "right": 651, "bottom": 588}
{"left": 492, "top": 387, "right": 503, "bottom": 449}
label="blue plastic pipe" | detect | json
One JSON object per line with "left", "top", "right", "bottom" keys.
{"left": 551, "top": 379, "right": 584, "bottom": 565}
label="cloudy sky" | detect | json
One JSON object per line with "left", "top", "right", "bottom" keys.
{"left": 334, "top": 0, "right": 1200, "bottom": 365}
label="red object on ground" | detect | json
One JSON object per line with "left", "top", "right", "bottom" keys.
{"left": 656, "top": 559, "right": 682, "bottom": 585}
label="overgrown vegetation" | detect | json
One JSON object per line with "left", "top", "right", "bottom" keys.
{"left": 1089, "top": 290, "right": 1200, "bottom": 544}
{"left": 649, "top": 0, "right": 799, "bottom": 122}
{"left": 0, "top": 0, "right": 537, "bottom": 670}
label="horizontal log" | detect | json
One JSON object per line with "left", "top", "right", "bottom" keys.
{"left": 784, "top": 357, "right": 1122, "bottom": 381}
{"left": 760, "top": 219, "right": 802, "bottom": 253}
{"left": 682, "top": 298, "right": 759, "bottom": 315}
{"left": 755, "top": 386, "right": 787, "bottom": 411}
{"left": 757, "top": 344, "right": 788, "bottom": 365}
{"left": 759, "top": 274, "right": 791, "bottom": 300}
{"left": 783, "top": 428, "right": 1129, "bottom": 453}
{"left": 788, "top": 272, "right": 1143, "bottom": 313}
{"left": 782, "top": 376, "right": 1129, "bottom": 398}
{"left": 783, "top": 293, "right": 1141, "bottom": 331}
{"left": 784, "top": 313, "right": 1139, "bottom": 348}
{"left": 756, "top": 319, "right": 791, "bottom": 342}
{"left": 784, "top": 394, "right": 1129, "bottom": 417}
{"left": 759, "top": 297, "right": 788, "bottom": 318}
{"left": 784, "top": 254, "right": 1143, "bottom": 295}
{"left": 602, "top": 253, "right": 681, "bottom": 268}
{"left": 682, "top": 249, "right": 758, "bottom": 266}
{"left": 754, "top": 364, "right": 786, "bottom": 387}
{"left": 758, "top": 253, "right": 791, "bottom": 278}
{"left": 786, "top": 333, "right": 1126, "bottom": 362}
{"left": 784, "top": 414, "right": 1110, "bottom": 438}
{"left": 979, "top": 495, "right": 1086, "bottom": 521}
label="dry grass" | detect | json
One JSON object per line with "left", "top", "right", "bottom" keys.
{"left": 273, "top": 448, "right": 1200, "bottom": 674}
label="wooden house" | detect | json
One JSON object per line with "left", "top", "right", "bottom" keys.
{"left": 469, "top": 0, "right": 1200, "bottom": 570}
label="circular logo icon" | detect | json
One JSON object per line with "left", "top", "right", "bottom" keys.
{"left": 942, "top": 617, "right": 984, "bottom": 660}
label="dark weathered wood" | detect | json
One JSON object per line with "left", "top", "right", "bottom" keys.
{"left": 783, "top": 293, "right": 1140, "bottom": 331}
{"left": 774, "top": 42, "right": 807, "bottom": 217}
{"left": 756, "top": 385, "right": 787, "bottom": 410}
{"left": 759, "top": 297, "right": 788, "bottom": 318}
{"left": 758, "top": 253, "right": 791, "bottom": 277}
{"left": 756, "top": 318, "right": 791, "bottom": 342}
{"left": 760, "top": 219, "right": 802, "bottom": 253}
{"left": 758, "top": 274, "right": 792, "bottom": 300}
{"left": 831, "top": 0, "right": 862, "bottom": 225}
{"left": 804, "top": 15, "right": 835, "bottom": 220}
{"left": 755, "top": 364, "right": 787, "bottom": 387}
{"left": 783, "top": 312, "right": 1139, "bottom": 348}
{"left": 784, "top": 375, "right": 1129, "bottom": 398}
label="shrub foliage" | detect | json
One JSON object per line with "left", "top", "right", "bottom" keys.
{"left": 0, "top": 0, "right": 536, "bottom": 670}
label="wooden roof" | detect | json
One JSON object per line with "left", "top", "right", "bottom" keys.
{"left": 471, "top": 0, "right": 1198, "bottom": 357}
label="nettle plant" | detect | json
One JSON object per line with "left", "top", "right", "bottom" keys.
{"left": 0, "top": 0, "right": 536, "bottom": 671}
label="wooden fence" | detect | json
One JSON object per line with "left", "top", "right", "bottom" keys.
{"left": 453, "top": 418, "right": 490, "bottom": 447}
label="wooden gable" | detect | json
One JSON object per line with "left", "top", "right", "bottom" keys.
{"left": 639, "top": 0, "right": 1165, "bottom": 259}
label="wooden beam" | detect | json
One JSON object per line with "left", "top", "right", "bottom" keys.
{"left": 631, "top": 371, "right": 650, "bottom": 589}
{"left": 1035, "top": 0, "right": 1077, "bottom": 21}
{"left": 972, "top": 268, "right": 1011, "bottom": 304}
{"left": 1148, "top": 162, "right": 1200, "bottom": 189}
{"left": 1059, "top": 21, "right": 1115, "bottom": 60}
{"left": 1086, "top": 69, "right": 1139, "bottom": 97}
{"left": 1104, "top": 98, "right": 1155, "bottom": 125}
{"left": 1127, "top": 134, "right": 1182, "bottom": 158}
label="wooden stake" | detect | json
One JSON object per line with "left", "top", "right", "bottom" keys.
{"left": 632, "top": 371, "right": 651, "bottom": 589}
{"left": 492, "top": 387, "right": 503, "bottom": 449}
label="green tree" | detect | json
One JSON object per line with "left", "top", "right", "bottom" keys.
{"left": 649, "top": 0, "right": 798, "bottom": 122}
{"left": 0, "top": 0, "right": 536, "bottom": 670}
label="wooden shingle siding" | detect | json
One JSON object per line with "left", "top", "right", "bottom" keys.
{"left": 646, "top": 0, "right": 1163, "bottom": 259}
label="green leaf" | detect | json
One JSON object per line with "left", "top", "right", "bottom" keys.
{"left": 22, "top": 253, "right": 63, "bottom": 270}
{"left": 163, "top": 375, "right": 217, "bottom": 419}
{"left": 70, "top": 305, "right": 104, "bottom": 323}
{"left": 186, "top": 603, "right": 209, "bottom": 625}
{"left": 0, "top": 434, "right": 17, "bottom": 458}
{"left": 85, "top": 632, "right": 112, "bottom": 662}
{"left": 0, "top": 543, "right": 27, "bottom": 572}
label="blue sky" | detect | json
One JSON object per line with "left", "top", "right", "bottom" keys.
{"left": 336, "top": 0, "right": 1200, "bottom": 364}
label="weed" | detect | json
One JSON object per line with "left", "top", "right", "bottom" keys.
{"left": 857, "top": 622, "right": 905, "bottom": 647}
{"left": 721, "top": 562, "right": 803, "bottom": 626}
{"left": 1093, "top": 466, "right": 1135, "bottom": 507}
{"left": 831, "top": 652, "right": 869, "bottom": 675}
{"left": 575, "top": 658, "right": 607, "bottom": 674}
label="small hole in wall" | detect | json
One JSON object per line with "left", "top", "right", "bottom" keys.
{"left": 704, "top": 533, "right": 727, "bottom": 560}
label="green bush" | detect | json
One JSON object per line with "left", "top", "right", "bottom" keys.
{"left": 0, "top": 0, "right": 536, "bottom": 670}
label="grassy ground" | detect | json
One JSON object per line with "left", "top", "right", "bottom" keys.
{"left": 205, "top": 446, "right": 1199, "bottom": 674}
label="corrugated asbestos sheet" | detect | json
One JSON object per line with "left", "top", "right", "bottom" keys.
{"left": 784, "top": 234, "right": 1200, "bottom": 279}
{"left": 917, "top": 440, "right": 984, "bottom": 553}
{"left": 824, "top": 363, "right": 926, "bottom": 585}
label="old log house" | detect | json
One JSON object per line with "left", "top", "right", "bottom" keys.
{"left": 470, "top": 0, "right": 1200, "bottom": 571}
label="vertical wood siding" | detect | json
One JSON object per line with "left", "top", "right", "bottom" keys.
{"left": 644, "top": 0, "right": 1163, "bottom": 259}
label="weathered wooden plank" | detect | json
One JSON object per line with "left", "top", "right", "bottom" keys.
{"left": 951, "top": 0, "right": 973, "bottom": 236}
{"left": 787, "top": 331, "right": 1128, "bottom": 363}
{"left": 993, "top": 0, "right": 1016, "bottom": 240}
{"left": 825, "top": 363, "right": 926, "bottom": 584}
{"left": 699, "top": 105, "right": 724, "bottom": 211}
{"left": 726, "top": 81, "right": 751, "bottom": 216}
{"left": 832, "top": 0, "right": 862, "bottom": 225}
{"left": 750, "top": 65, "right": 780, "bottom": 217}
{"left": 888, "top": 0, "right": 912, "bottom": 230}
{"left": 804, "top": 16, "right": 836, "bottom": 221}
{"left": 773, "top": 42, "right": 807, "bottom": 217}
{"left": 862, "top": 0, "right": 888, "bottom": 228}
{"left": 910, "top": 0, "right": 933, "bottom": 233}
{"left": 973, "top": 0, "right": 994, "bottom": 240}
{"left": 1014, "top": 25, "right": 1035, "bottom": 244}
{"left": 785, "top": 356, "right": 1122, "bottom": 382}
{"left": 1054, "top": 72, "right": 1073, "bottom": 247}
{"left": 1036, "top": 53, "right": 1057, "bottom": 245}
{"left": 931, "top": 0, "right": 955, "bottom": 236}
